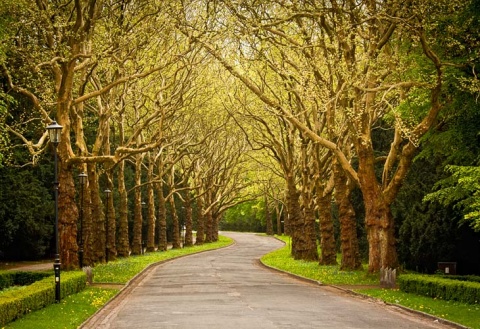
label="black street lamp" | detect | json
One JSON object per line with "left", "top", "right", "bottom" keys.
{"left": 46, "top": 121, "right": 63, "bottom": 303}
{"left": 78, "top": 172, "right": 87, "bottom": 268}
{"left": 104, "top": 189, "right": 111, "bottom": 263}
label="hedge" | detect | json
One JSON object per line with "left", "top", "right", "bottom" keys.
{"left": 0, "top": 271, "right": 52, "bottom": 290}
{"left": 398, "top": 274, "right": 480, "bottom": 304}
{"left": 437, "top": 274, "right": 480, "bottom": 284}
{"left": 0, "top": 271, "right": 87, "bottom": 326}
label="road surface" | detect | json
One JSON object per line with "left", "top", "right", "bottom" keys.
{"left": 81, "top": 232, "right": 458, "bottom": 329}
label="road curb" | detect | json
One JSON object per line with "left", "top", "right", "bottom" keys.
{"left": 79, "top": 241, "right": 236, "bottom": 329}
{"left": 259, "top": 237, "right": 469, "bottom": 329}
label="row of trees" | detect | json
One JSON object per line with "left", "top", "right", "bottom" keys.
{"left": 1, "top": 0, "right": 478, "bottom": 273}
{"left": 181, "top": 0, "right": 479, "bottom": 272}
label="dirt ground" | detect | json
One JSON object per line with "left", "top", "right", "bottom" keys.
{"left": 0, "top": 260, "right": 53, "bottom": 271}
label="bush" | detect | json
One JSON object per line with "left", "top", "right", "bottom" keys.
{"left": 0, "top": 271, "right": 51, "bottom": 290}
{"left": 437, "top": 275, "right": 480, "bottom": 283}
{"left": 398, "top": 274, "right": 480, "bottom": 304}
{"left": 0, "top": 271, "right": 86, "bottom": 326}
{"left": 0, "top": 272, "right": 15, "bottom": 291}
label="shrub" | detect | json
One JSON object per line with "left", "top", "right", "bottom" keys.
{"left": 0, "top": 271, "right": 51, "bottom": 291}
{"left": 0, "top": 271, "right": 86, "bottom": 326}
{"left": 398, "top": 274, "right": 480, "bottom": 304}
{"left": 437, "top": 275, "right": 480, "bottom": 284}
{"left": 0, "top": 272, "right": 15, "bottom": 291}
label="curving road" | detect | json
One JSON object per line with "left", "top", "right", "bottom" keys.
{"left": 81, "top": 232, "right": 457, "bottom": 329}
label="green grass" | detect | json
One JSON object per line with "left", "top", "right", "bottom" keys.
{"left": 262, "top": 235, "right": 479, "bottom": 329}
{"left": 3, "top": 286, "right": 118, "bottom": 329}
{"left": 358, "top": 288, "right": 480, "bottom": 329}
{"left": 2, "top": 236, "right": 233, "bottom": 329}
{"left": 261, "top": 235, "right": 378, "bottom": 285}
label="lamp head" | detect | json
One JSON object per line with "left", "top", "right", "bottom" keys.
{"left": 78, "top": 172, "right": 87, "bottom": 185}
{"left": 46, "top": 121, "right": 63, "bottom": 145}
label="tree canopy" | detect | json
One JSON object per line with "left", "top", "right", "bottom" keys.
{"left": 0, "top": 0, "right": 478, "bottom": 274}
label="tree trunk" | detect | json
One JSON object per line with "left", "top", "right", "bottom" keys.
{"left": 82, "top": 178, "right": 93, "bottom": 266}
{"left": 286, "top": 174, "right": 311, "bottom": 260}
{"left": 105, "top": 172, "right": 117, "bottom": 261}
{"left": 195, "top": 193, "right": 205, "bottom": 245}
{"left": 184, "top": 191, "right": 194, "bottom": 247}
{"left": 302, "top": 198, "right": 319, "bottom": 261}
{"left": 58, "top": 161, "right": 78, "bottom": 270}
{"left": 212, "top": 213, "right": 220, "bottom": 242}
{"left": 170, "top": 194, "right": 181, "bottom": 249}
{"left": 299, "top": 140, "right": 319, "bottom": 261}
{"left": 204, "top": 209, "right": 214, "bottom": 243}
{"left": 358, "top": 146, "right": 398, "bottom": 272}
{"left": 333, "top": 160, "right": 362, "bottom": 270}
{"left": 131, "top": 154, "right": 143, "bottom": 255}
{"left": 146, "top": 157, "right": 156, "bottom": 252}
{"left": 156, "top": 177, "right": 168, "bottom": 251}
{"left": 116, "top": 160, "right": 130, "bottom": 257}
{"left": 316, "top": 191, "right": 337, "bottom": 265}
{"left": 87, "top": 163, "right": 105, "bottom": 263}
{"left": 265, "top": 196, "right": 273, "bottom": 235}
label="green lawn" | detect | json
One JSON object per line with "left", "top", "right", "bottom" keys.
{"left": 3, "top": 286, "right": 118, "bottom": 329}
{"left": 261, "top": 235, "right": 480, "bottom": 329}
{"left": 262, "top": 244, "right": 378, "bottom": 285}
{"left": 358, "top": 288, "right": 480, "bottom": 329}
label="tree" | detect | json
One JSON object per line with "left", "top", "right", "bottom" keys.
{"left": 178, "top": 0, "right": 474, "bottom": 272}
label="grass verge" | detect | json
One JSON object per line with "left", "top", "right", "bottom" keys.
{"left": 2, "top": 236, "right": 233, "bottom": 329}
{"left": 261, "top": 235, "right": 378, "bottom": 285}
{"left": 358, "top": 288, "right": 480, "bottom": 329}
{"left": 262, "top": 235, "right": 479, "bottom": 329}
{"left": 2, "top": 286, "right": 118, "bottom": 329}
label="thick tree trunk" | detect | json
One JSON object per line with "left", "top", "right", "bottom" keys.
{"left": 146, "top": 158, "right": 156, "bottom": 252}
{"left": 212, "top": 213, "right": 220, "bottom": 242}
{"left": 204, "top": 209, "right": 214, "bottom": 243}
{"left": 156, "top": 178, "right": 168, "bottom": 251}
{"left": 170, "top": 194, "right": 181, "bottom": 249}
{"left": 316, "top": 191, "right": 336, "bottom": 265}
{"left": 116, "top": 160, "right": 130, "bottom": 257}
{"left": 105, "top": 173, "right": 117, "bottom": 261}
{"left": 195, "top": 193, "right": 205, "bottom": 245}
{"left": 302, "top": 193, "right": 319, "bottom": 261}
{"left": 87, "top": 164, "right": 105, "bottom": 263}
{"left": 358, "top": 146, "right": 398, "bottom": 272}
{"left": 58, "top": 162, "right": 78, "bottom": 270}
{"left": 184, "top": 191, "right": 194, "bottom": 247}
{"left": 286, "top": 174, "right": 313, "bottom": 260}
{"left": 131, "top": 155, "right": 143, "bottom": 255}
{"left": 333, "top": 161, "right": 362, "bottom": 270}
{"left": 82, "top": 179, "right": 93, "bottom": 266}
{"left": 299, "top": 142, "right": 319, "bottom": 261}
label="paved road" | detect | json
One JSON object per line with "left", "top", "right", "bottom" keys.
{"left": 81, "top": 232, "right": 456, "bottom": 329}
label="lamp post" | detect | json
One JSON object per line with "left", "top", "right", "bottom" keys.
{"left": 46, "top": 121, "right": 63, "bottom": 303}
{"left": 104, "top": 189, "right": 111, "bottom": 263}
{"left": 78, "top": 172, "right": 87, "bottom": 268}
{"left": 181, "top": 223, "right": 186, "bottom": 248}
